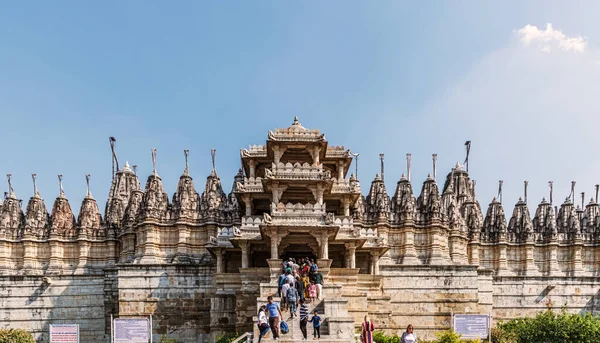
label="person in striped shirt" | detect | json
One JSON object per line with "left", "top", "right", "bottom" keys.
{"left": 298, "top": 299, "right": 309, "bottom": 340}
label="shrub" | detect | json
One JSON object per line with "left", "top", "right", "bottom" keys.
{"left": 0, "top": 329, "right": 35, "bottom": 343}
{"left": 496, "top": 310, "right": 600, "bottom": 343}
{"left": 215, "top": 332, "right": 240, "bottom": 343}
{"left": 372, "top": 331, "right": 400, "bottom": 343}
{"left": 159, "top": 336, "right": 179, "bottom": 343}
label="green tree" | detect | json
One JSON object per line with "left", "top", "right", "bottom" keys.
{"left": 0, "top": 329, "right": 36, "bottom": 343}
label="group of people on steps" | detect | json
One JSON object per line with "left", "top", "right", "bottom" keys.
{"left": 258, "top": 296, "right": 322, "bottom": 341}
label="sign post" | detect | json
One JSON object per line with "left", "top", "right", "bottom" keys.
{"left": 49, "top": 324, "right": 79, "bottom": 343}
{"left": 453, "top": 314, "right": 490, "bottom": 340}
{"left": 113, "top": 318, "right": 151, "bottom": 343}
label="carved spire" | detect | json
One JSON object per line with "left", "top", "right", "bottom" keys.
{"left": 24, "top": 179, "right": 49, "bottom": 238}
{"left": 482, "top": 197, "right": 506, "bottom": 242}
{"left": 78, "top": 174, "right": 102, "bottom": 237}
{"left": 392, "top": 172, "right": 416, "bottom": 222}
{"left": 417, "top": 174, "right": 441, "bottom": 222}
{"left": 508, "top": 197, "right": 533, "bottom": 243}
{"left": 557, "top": 196, "right": 580, "bottom": 240}
{"left": 50, "top": 183, "right": 76, "bottom": 239}
{"left": 172, "top": 155, "right": 198, "bottom": 220}
{"left": 365, "top": 174, "right": 390, "bottom": 222}
{"left": 533, "top": 197, "right": 556, "bottom": 240}
{"left": 200, "top": 155, "right": 227, "bottom": 219}
{"left": 105, "top": 159, "right": 142, "bottom": 229}
{"left": 140, "top": 165, "right": 169, "bottom": 221}
{"left": 0, "top": 177, "right": 24, "bottom": 239}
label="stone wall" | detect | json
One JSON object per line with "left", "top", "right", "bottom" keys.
{"left": 0, "top": 274, "right": 106, "bottom": 343}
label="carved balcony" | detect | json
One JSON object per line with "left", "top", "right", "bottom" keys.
{"left": 235, "top": 177, "right": 264, "bottom": 193}
{"left": 325, "top": 146, "right": 348, "bottom": 158}
{"left": 268, "top": 128, "right": 324, "bottom": 142}
{"left": 240, "top": 145, "right": 267, "bottom": 158}
{"left": 264, "top": 162, "right": 331, "bottom": 181}
{"left": 264, "top": 202, "right": 332, "bottom": 226}
{"left": 330, "top": 180, "right": 361, "bottom": 194}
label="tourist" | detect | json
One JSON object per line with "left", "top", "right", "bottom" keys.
{"left": 295, "top": 275, "right": 305, "bottom": 303}
{"left": 266, "top": 296, "right": 282, "bottom": 340}
{"left": 277, "top": 272, "right": 286, "bottom": 297}
{"left": 400, "top": 324, "right": 417, "bottom": 343}
{"left": 257, "top": 305, "right": 270, "bottom": 342}
{"left": 308, "top": 281, "right": 317, "bottom": 303}
{"left": 286, "top": 282, "right": 299, "bottom": 318}
{"left": 302, "top": 273, "right": 310, "bottom": 300}
{"left": 313, "top": 271, "right": 323, "bottom": 300}
{"left": 360, "top": 315, "right": 374, "bottom": 343}
{"left": 309, "top": 310, "right": 321, "bottom": 340}
{"left": 299, "top": 299, "right": 309, "bottom": 340}
{"left": 281, "top": 279, "right": 291, "bottom": 310}
{"left": 301, "top": 260, "right": 310, "bottom": 275}
{"left": 286, "top": 270, "right": 295, "bottom": 287}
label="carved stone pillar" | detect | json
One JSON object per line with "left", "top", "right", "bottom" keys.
{"left": 242, "top": 195, "right": 253, "bottom": 216}
{"left": 320, "top": 231, "right": 329, "bottom": 259}
{"left": 270, "top": 229, "right": 279, "bottom": 260}
{"left": 497, "top": 241, "right": 508, "bottom": 274}
{"left": 573, "top": 238, "right": 583, "bottom": 273}
{"left": 468, "top": 239, "right": 480, "bottom": 266}
{"left": 370, "top": 252, "right": 380, "bottom": 275}
{"left": 345, "top": 243, "right": 356, "bottom": 268}
{"left": 337, "top": 161, "right": 344, "bottom": 181}
{"left": 403, "top": 227, "right": 419, "bottom": 264}
{"left": 249, "top": 160, "right": 256, "bottom": 179}
{"left": 272, "top": 146, "right": 286, "bottom": 165}
{"left": 549, "top": 239, "right": 559, "bottom": 273}
{"left": 342, "top": 198, "right": 350, "bottom": 217}
{"left": 216, "top": 248, "right": 224, "bottom": 273}
{"left": 240, "top": 241, "right": 249, "bottom": 269}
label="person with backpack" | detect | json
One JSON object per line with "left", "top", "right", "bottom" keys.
{"left": 277, "top": 272, "right": 286, "bottom": 297}
{"left": 299, "top": 299, "right": 309, "bottom": 340}
{"left": 286, "top": 283, "right": 299, "bottom": 318}
{"left": 257, "top": 305, "right": 270, "bottom": 342}
{"left": 266, "top": 296, "right": 282, "bottom": 340}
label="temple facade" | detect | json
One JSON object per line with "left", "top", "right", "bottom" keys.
{"left": 1, "top": 118, "right": 600, "bottom": 342}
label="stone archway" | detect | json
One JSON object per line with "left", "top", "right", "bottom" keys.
{"left": 278, "top": 233, "right": 319, "bottom": 261}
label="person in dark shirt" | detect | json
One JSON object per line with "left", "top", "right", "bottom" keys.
{"left": 308, "top": 310, "right": 321, "bottom": 340}
{"left": 295, "top": 275, "right": 305, "bottom": 302}
{"left": 298, "top": 299, "right": 309, "bottom": 340}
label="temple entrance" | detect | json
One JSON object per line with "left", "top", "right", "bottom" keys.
{"left": 280, "top": 243, "right": 316, "bottom": 262}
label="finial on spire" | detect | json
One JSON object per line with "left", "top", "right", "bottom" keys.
{"left": 406, "top": 153, "right": 411, "bottom": 182}
{"left": 498, "top": 180, "right": 503, "bottom": 204}
{"left": 595, "top": 184, "right": 599, "bottom": 204}
{"left": 379, "top": 153, "right": 385, "bottom": 182}
{"left": 7, "top": 174, "right": 13, "bottom": 196}
{"left": 151, "top": 149, "right": 158, "bottom": 176}
{"left": 581, "top": 192, "right": 585, "bottom": 209}
{"left": 86, "top": 174, "right": 91, "bottom": 197}
{"left": 432, "top": 154, "right": 437, "bottom": 182}
{"left": 293, "top": 116, "right": 300, "bottom": 125}
{"left": 211, "top": 149, "right": 216, "bottom": 174}
{"left": 31, "top": 174, "right": 38, "bottom": 196}
{"left": 549, "top": 181, "right": 554, "bottom": 204}
{"left": 352, "top": 152, "right": 359, "bottom": 179}
{"left": 184, "top": 149, "right": 190, "bottom": 176}
{"left": 109, "top": 136, "right": 119, "bottom": 179}
{"left": 132, "top": 164, "right": 137, "bottom": 176}
{"left": 571, "top": 181, "right": 576, "bottom": 204}
{"left": 524, "top": 180, "right": 529, "bottom": 204}
{"left": 58, "top": 174, "right": 64, "bottom": 196}
{"left": 464, "top": 140, "right": 471, "bottom": 173}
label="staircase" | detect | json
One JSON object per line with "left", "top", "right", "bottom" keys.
{"left": 252, "top": 283, "right": 355, "bottom": 342}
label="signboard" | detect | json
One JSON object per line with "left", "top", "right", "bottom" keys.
{"left": 114, "top": 318, "right": 150, "bottom": 343}
{"left": 49, "top": 324, "right": 79, "bottom": 343}
{"left": 453, "top": 314, "right": 490, "bottom": 339}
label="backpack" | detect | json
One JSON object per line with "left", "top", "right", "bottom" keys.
{"left": 280, "top": 320, "right": 289, "bottom": 334}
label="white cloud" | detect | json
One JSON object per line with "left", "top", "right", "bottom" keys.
{"left": 517, "top": 23, "right": 587, "bottom": 53}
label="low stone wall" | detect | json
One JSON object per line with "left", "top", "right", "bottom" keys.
{"left": 0, "top": 274, "right": 106, "bottom": 343}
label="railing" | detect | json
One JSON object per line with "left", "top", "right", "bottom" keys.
{"left": 231, "top": 332, "right": 253, "bottom": 343}
{"left": 331, "top": 180, "right": 361, "bottom": 194}
{"left": 240, "top": 145, "right": 267, "bottom": 158}
{"left": 265, "top": 162, "right": 331, "bottom": 180}
{"left": 236, "top": 177, "right": 264, "bottom": 193}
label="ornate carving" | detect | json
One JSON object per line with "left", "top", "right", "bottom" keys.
{"left": 50, "top": 191, "right": 76, "bottom": 239}
{"left": 365, "top": 174, "right": 390, "bottom": 222}
{"left": 105, "top": 161, "right": 142, "bottom": 229}
{"left": 140, "top": 174, "right": 169, "bottom": 220}
{"left": 392, "top": 174, "right": 416, "bottom": 222}
{"left": 0, "top": 191, "right": 24, "bottom": 239}
{"left": 200, "top": 170, "right": 227, "bottom": 219}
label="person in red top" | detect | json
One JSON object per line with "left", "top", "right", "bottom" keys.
{"left": 361, "top": 315, "right": 374, "bottom": 343}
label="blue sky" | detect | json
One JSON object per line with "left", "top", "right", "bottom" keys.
{"left": 1, "top": 1, "right": 599, "bottom": 215}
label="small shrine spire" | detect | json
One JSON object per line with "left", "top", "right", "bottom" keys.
{"left": 406, "top": 153, "right": 412, "bottom": 182}
{"left": 184, "top": 149, "right": 190, "bottom": 176}
{"left": 58, "top": 174, "right": 65, "bottom": 197}
{"left": 524, "top": 180, "right": 529, "bottom": 204}
{"left": 151, "top": 148, "right": 158, "bottom": 176}
{"left": 379, "top": 153, "right": 385, "bottom": 182}
{"left": 498, "top": 180, "right": 503, "bottom": 203}
{"left": 352, "top": 152, "right": 359, "bottom": 179}
{"left": 549, "top": 181, "right": 554, "bottom": 204}
{"left": 432, "top": 154, "right": 437, "bottom": 182}
{"left": 32, "top": 174, "right": 38, "bottom": 196}
{"left": 85, "top": 174, "right": 92, "bottom": 197}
